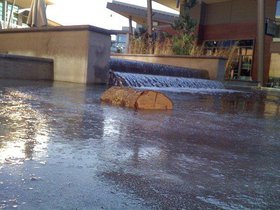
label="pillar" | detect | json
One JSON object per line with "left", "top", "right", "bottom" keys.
{"left": 129, "top": 16, "right": 133, "bottom": 35}
{"left": 257, "top": 0, "right": 265, "bottom": 86}
{"left": 3, "top": 0, "right": 7, "bottom": 28}
{"left": 176, "top": 0, "right": 180, "bottom": 8}
{"left": 147, "top": 0, "right": 153, "bottom": 36}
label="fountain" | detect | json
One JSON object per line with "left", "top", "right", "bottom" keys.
{"left": 109, "top": 59, "right": 225, "bottom": 90}
{"left": 109, "top": 58, "right": 209, "bottom": 79}
{"left": 109, "top": 72, "right": 225, "bottom": 89}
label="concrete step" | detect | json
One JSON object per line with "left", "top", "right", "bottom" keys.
{"left": 0, "top": 54, "right": 53, "bottom": 81}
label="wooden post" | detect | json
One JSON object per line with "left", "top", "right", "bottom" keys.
{"left": 176, "top": 0, "right": 180, "bottom": 8}
{"left": 127, "top": 16, "right": 133, "bottom": 53}
{"left": 129, "top": 15, "right": 133, "bottom": 35}
{"left": 147, "top": 0, "right": 153, "bottom": 36}
{"left": 147, "top": 0, "right": 154, "bottom": 54}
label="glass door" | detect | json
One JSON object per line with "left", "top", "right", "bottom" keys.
{"left": 203, "top": 39, "right": 254, "bottom": 81}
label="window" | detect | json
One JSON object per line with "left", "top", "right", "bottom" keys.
{"left": 274, "top": 0, "right": 280, "bottom": 41}
{"left": 117, "top": 34, "right": 127, "bottom": 43}
{"left": 277, "top": 0, "right": 280, "bottom": 18}
{"left": 0, "top": 2, "right": 19, "bottom": 23}
{"left": 7, "top": 4, "right": 19, "bottom": 24}
{"left": 0, "top": 2, "right": 3, "bottom": 21}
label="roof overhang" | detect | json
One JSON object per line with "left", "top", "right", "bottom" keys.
{"left": 200, "top": 0, "right": 232, "bottom": 3}
{"left": 107, "top": 1, "right": 179, "bottom": 25}
{"left": 152, "top": 0, "right": 180, "bottom": 11}
{"left": 7, "top": 0, "right": 56, "bottom": 8}
{"left": 153, "top": 0, "right": 232, "bottom": 11}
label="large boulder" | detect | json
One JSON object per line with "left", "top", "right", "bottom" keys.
{"left": 101, "top": 87, "right": 173, "bottom": 110}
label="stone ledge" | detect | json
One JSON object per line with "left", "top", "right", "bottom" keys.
{"left": 111, "top": 54, "right": 227, "bottom": 81}
{"left": 111, "top": 53, "right": 228, "bottom": 60}
{"left": 0, "top": 25, "right": 111, "bottom": 35}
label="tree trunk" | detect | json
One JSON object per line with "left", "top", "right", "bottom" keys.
{"left": 101, "top": 87, "right": 173, "bottom": 110}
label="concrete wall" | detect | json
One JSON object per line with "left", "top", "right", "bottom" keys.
{"left": 269, "top": 53, "right": 280, "bottom": 78}
{"left": 0, "top": 54, "right": 53, "bottom": 80}
{"left": 200, "top": 0, "right": 275, "bottom": 25}
{"left": 87, "top": 32, "right": 111, "bottom": 83}
{"left": 111, "top": 54, "right": 227, "bottom": 81}
{"left": 198, "top": 0, "right": 276, "bottom": 40}
{"left": 270, "top": 41, "right": 280, "bottom": 78}
{"left": 0, "top": 25, "right": 111, "bottom": 84}
{"left": 204, "top": 0, "right": 257, "bottom": 25}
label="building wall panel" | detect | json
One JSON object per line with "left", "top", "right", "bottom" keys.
{"left": 201, "top": 22, "right": 257, "bottom": 41}
{"left": 230, "top": 0, "right": 257, "bottom": 23}
{"left": 197, "top": 0, "right": 277, "bottom": 83}
{"left": 204, "top": 3, "right": 231, "bottom": 24}
{"left": 269, "top": 53, "right": 280, "bottom": 78}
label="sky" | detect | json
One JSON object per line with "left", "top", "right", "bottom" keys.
{"left": 46, "top": 0, "right": 178, "bottom": 30}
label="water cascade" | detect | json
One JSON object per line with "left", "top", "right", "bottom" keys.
{"left": 110, "top": 72, "right": 225, "bottom": 89}
{"left": 109, "top": 58, "right": 225, "bottom": 90}
{"left": 110, "top": 58, "right": 209, "bottom": 79}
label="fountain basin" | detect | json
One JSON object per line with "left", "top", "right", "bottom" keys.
{"left": 0, "top": 79, "right": 279, "bottom": 209}
{"left": 0, "top": 25, "right": 111, "bottom": 84}
{"left": 110, "top": 58, "right": 210, "bottom": 79}
{"left": 111, "top": 54, "right": 227, "bottom": 80}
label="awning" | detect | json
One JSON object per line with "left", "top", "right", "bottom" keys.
{"left": 107, "top": 1, "right": 179, "bottom": 25}
{"left": 152, "top": 0, "right": 179, "bottom": 11}
{"left": 153, "top": 0, "right": 231, "bottom": 11}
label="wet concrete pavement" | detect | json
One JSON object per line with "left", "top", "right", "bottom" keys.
{"left": 0, "top": 80, "right": 279, "bottom": 209}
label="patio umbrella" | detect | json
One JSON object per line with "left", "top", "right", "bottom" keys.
{"left": 27, "top": 0, "right": 48, "bottom": 27}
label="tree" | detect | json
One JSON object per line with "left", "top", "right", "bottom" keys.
{"left": 171, "top": 0, "right": 197, "bottom": 55}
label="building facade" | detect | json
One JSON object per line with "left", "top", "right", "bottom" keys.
{"left": 0, "top": 0, "right": 58, "bottom": 28}
{"left": 0, "top": 0, "right": 19, "bottom": 27}
{"left": 155, "top": 0, "right": 280, "bottom": 85}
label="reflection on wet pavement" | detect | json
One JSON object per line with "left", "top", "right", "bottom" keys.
{"left": 0, "top": 80, "right": 279, "bottom": 209}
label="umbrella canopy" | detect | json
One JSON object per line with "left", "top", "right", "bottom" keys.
{"left": 27, "top": 0, "right": 48, "bottom": 27}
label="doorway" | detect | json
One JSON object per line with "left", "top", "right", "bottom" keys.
{"left": 203, "top": 39, "right": 254, "bottom": 81}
